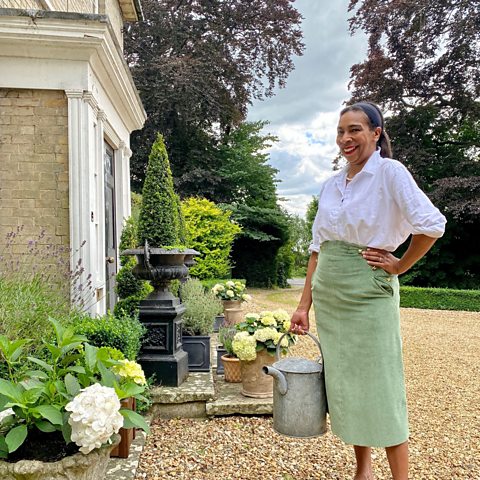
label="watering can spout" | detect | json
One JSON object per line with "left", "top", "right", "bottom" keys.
{"left": 263, "top": 366, "right": 288, "bottom": 395}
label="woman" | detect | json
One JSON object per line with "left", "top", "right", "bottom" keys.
{"left": 290, "top": 102, "right": 446, "bottom": 480}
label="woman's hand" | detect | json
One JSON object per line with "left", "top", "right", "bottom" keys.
{"left": 362, "top": 248, "right": 401, "bottom": 275}
{"left": 290, "top": 309, "right": 310, "bottom": 335}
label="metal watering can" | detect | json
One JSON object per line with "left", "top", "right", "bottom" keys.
{"left": 263, "top": 332, "right": 327, "bottom": 438}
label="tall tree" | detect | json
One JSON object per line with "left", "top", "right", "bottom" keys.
{"left": 124, "top": 0, "right": 304, "bottom": 193}
{"left": 348, "top": 0, "right": 480, "bottom": 288}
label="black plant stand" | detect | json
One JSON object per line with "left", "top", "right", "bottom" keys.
{"left": 123, "top": 244, "right": 198, "bottom": 387}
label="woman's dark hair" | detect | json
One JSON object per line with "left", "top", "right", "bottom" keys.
{"left": 340, "top": 101, "right": 393, "bottom": 158}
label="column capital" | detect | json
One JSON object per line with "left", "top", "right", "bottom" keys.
{"left": 64, "top": 89, "right": 84, "bottom": 99}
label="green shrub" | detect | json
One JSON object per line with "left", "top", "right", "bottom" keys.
{"left": 182, "top": 197, "right": 242, "bottom": 279}
{"left": 180, "top": 278, "right": 223, "bottom": 335}
{"left": 138, "top": 133, "right": 183, "bottom": 247}
{"left": 72, "top": 311, "right": 146, "bottom": 360}
{"left": 116, "top": 266, "right": 144, "bottom": 299}
{"left": 400, "top": 286, "right": 480, "bottom": 311}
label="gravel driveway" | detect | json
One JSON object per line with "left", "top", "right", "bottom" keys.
{"left": 135, "top": 294, "right": 480, "bottom": 480}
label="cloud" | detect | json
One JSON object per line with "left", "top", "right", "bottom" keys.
{"left": 247, "top": 0, "right": 367, "bottom": 217}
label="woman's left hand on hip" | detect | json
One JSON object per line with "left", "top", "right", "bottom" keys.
{"left": 362, "top": 248, "right": 400, "bottom": 274}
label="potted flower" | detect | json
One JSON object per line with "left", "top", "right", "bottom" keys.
{"left": 232, "top": 310, "right": 296, "bottom": 398}
{"left": 122, "top": 134, "right": 198, "bottom": 386}
{"left": 0, "top": 319, "right": 149, "bottom": 479}
{"left": 217, "top": 327, "right": 241, "bottom": 382}
{"left": 211, "top": 281, "right": 251, "bottom": 325}
{"left": 180, "top": 279, "right": 223, "bottom": 372}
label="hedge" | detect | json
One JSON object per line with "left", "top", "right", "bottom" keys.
{"left": 400, "top": 286, "right": 480, "bottom": 312}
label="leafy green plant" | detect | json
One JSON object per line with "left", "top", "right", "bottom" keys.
{"left": 180, "top": 279, "right": 223, "bottom": 335}
{"left": 181, "top": 197, "right": 242, "bottom": 279}
{"left": 0, "top": 319, "right": 149, "bottom": 460}
{"left": 137, "top": 133, "right": 184, "bottom": 248}
{"left": 72, "top": 312, "right": 146, "bottom": 360}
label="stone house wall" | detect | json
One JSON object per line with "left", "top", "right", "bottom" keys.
{"left": 0, "top": 88, "right": 69, "bottom": 255}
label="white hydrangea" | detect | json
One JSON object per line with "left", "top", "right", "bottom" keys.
{"left": 272, "top": 309, "right": 290, "bottom": 323}
{"left": 226, "top": 289, "right": 235, "bottom": 298}
{"left": 259, "top": 315, "right": 277, "bottom": 327}
{"left": 242, "top": 294, "right": 252, "bottom": 301}
{"left": 245, "top": 312, "right": 260, "bottom": 321}
{"left": 66, "top": 383, "right": 123, "bottom": 454}
{"left": 226, "top": 281, "right": 235, "bottom": 288}
{"left": 253, "top": 327, "right": 278, "bottom": 343}
{"left": 0, "top": 408, "right": 14, "bottom": 423}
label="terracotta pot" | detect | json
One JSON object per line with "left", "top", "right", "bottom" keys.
{"left": 224, "top": 307, "right": 244, "bottom": 326}
{"left": 221, "top": 354, "right": 242, "bottom": 383}
{"left": 0, "top": 435, "right": 120, "bottom": 480}
{"left": 240, "top": 349, "right": 275, "bottom": 398}
{"left": 222, "top": 299, "right": 242, "bottom": 314}
{"left": 111, "top": 397, "right": 136, "bottom": 458}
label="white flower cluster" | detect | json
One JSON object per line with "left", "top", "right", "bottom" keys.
{"left": 66, "top": 383, "right": 123, "bottom": 454}
{"left": 212, "top": 281, "right": 251, "bottom": 302}
{"left": 0, "top": 408, "right": 14, "bottom": 423}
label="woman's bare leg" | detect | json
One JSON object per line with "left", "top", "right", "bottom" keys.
{"left": 385, "top": 441, "right": 409, "bottom": 479}
{"left": 353, "top": 446, "right": 374, "bottom": 479}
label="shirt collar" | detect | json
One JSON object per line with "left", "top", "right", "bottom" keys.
{"left": 340, "top": 148, "right": 382, "bottom": 179}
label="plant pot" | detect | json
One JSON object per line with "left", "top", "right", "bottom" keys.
{"left": 240, "top": 349, "right": 275, "bottom": 397}
{"left": 182, "top": 335, "right": 211, "bottom": 372}
{"left": 111, "top": 398, "right": 136, "bottom": 458}
{"left": 213, "top": 315, "right": 225, "bottom": 333}
{"left": 224, "top": 307, "right": 244, "bottom": 326}
{"left": 216, "top": 345, "right": 227, "bottom": 374}
{"left": 222, "top": 299, "right": 242, "bottom": 314}
{"left": 221, "top": 354, "right": 242, "bottom": 383}
{"left": 0, "top": 434, "right": 120, "bottom": 480}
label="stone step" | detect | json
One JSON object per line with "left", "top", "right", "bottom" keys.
{"left": 150, "top": 370, "right": 273, "bottom": 418}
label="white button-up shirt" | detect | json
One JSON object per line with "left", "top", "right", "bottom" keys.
{"left": 309, "top": 150, "right": 447, "bottom": 253}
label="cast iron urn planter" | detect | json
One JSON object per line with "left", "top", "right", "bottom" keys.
{"left": 123, "top": 242, "right": 199, "bottom": 387}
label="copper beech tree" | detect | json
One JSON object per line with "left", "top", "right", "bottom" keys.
{"left": 347, "top": 0, "right": 480, "bottom": 288}
{"left": 124, "top": 0, "right": 304, "bottom": 195}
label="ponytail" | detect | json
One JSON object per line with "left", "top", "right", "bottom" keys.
{"left": 378, "top": 129, "right": 393, "bottom": 158}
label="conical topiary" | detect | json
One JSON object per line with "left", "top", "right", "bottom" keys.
{"left": 137, "top": 133, "right": 181, "bottom": 248}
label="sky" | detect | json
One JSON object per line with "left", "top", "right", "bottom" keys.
{"left": 247, "top": 0, "right": 368, "bottom": 218}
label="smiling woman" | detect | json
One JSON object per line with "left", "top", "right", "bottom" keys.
{"left": 290, "top": 101, "right": 447, "bottom": 480}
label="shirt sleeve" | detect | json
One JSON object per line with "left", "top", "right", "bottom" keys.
{"left": 389, "top": 162, "right": 447, "bottom": 238}
{"left": 307, "top": 183, "right": 327, "bottom": 254}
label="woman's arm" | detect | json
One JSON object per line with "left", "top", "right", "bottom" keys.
{"left": 362, "top": 234, "right": 438, "bottom": 275}
{"left": 290, "top": 251, "right": 318, "bottom": 334}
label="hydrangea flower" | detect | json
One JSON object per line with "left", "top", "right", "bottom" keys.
{"left": 112, "top": 359, "right": 146, "bottom": 385}
{"left": 66, "top": 384, "right": 124, "bottom": 454}
{"left": 232, "top": 308, "right": 296, "bottom": 361}
{"left": 232, "top": 331, "right": 257, "bottom": 361}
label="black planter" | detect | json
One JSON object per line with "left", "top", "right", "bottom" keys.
{"left": 216, "top": 345, "right": 227, "bottom": 374}
{"left": 122, "top": 245, "right": 199, "bottom": 386}
{"left": 182, "top": 335, "right": 211, "bottom": 372}
{"left": 213, "top": 315, "right": 225, "bottom": 333}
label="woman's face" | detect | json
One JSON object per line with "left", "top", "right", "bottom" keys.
{"left": 336, "top": 110, "right": 381, "bottom": 168}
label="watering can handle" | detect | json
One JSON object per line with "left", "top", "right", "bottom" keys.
{"left": 276, "top": 331, "right": 324, "bottom": 362}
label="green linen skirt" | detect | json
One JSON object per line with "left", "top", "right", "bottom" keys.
{"left": 312, "top": 240, "right": 409, "bottom": 447}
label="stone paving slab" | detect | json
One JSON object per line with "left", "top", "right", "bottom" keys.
{"left": 150, "top": 371, "right": 215, "bottom": 403}
{"left": 106, "top": 429, "right": 147, "bottom": 480}
{"left": 206, "top": 376, "right": 273, "bottom": 416}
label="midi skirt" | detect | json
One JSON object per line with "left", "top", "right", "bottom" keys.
{"left": 312, "top": 240, "right": 409, "bottom": 447}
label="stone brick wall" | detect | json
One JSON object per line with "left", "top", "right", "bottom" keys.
{"left": 0, "top": 88, "right": 69, "bottom": 255}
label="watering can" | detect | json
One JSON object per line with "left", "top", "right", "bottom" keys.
{"left": 263, "top": 332, "right": 327, "bottom": 438}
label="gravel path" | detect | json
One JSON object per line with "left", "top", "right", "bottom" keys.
{"left": 135, "top": 289, "right": 480, "bottom": 480}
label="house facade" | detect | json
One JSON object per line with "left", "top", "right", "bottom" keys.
{"left": 0, "top": 0, "right": 146, "bottom": 314}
